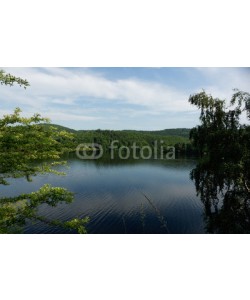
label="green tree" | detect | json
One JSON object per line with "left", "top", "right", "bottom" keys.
{"left": 189, "top": 90, "right": 250, "bottom": 162}
{"left": 0, "top": 69, "right": 29, "bottom": 88}
{"left": 0, "top": 70, "right": 89, "bottom": 233}
{"left": 189, "top": 90, "right": 250, "bottom": 233}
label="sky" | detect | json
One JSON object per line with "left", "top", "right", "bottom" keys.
{"left": 0, "top": 67, "right": 249, "bottom": 130}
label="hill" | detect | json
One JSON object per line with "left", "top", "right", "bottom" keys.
{"left": 123, "top": 128, "right": 190, "bottom": 138}
{"left": 42, "top": 123, "right": 77, "bottom": 133}
{"left": 47, "top": 124, "right": 190, "bottom": 139}
{"left": 42, "top": 124, "right": 194, "bottom": 155}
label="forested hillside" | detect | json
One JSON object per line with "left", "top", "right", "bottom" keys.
{"left": 45, "top": 125, "right": 194, "bottom": 155}
{"left": 123, "top": 128, "right": 190, "bottom": 138}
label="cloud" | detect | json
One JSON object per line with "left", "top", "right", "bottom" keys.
{"left": 43, "top": 111, "right": 99, "bottom": 121}
{"left": 51, "top": 98, "right": 76, "bottom": 105}
{"left": 0, "top": 67, "right": 249, "bottom": 128}
{"left": 1, "top": 67, "right": 194, "bottom": 113}
{"left": 194, "top": 68, "right": 250, "bottom": 100}
{"left": 192, "top": 68, "right": 250, "bottom": 124}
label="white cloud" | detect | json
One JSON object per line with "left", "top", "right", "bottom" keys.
{"left": 51, "top": 98, "right": 76, "bottom": 105}
{"left": 1, "top": 67, "right": 249, "bottom": 127}
{"left": 43, "top": 111, "right": 99, "bottom": 121}
{"left": 194, "top": 68, "right": 250, "bottom": 101}
{"left": 193, "top": 68, "right": 250, "bottom": 124}
{"left": 1, "top": 67, "right": 194, "bottom": 113}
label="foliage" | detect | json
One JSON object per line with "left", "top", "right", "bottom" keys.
{"left": 189, "top": 90, "right": 250, "bottom": 161}
{"left": 231, "top": 89, "right": 250, "bottom": 120}
{"left": 123, "top": 128, "right": 191, "bottom": 138}
{"left": 0, "top": 108, "right": 75, "bottom": 185}
{"left": 45, "top": 125, "right": 195, "bottom": 156}
{"left": 0, "top": 69, "right": 29, "bottom": 88}
{"left": 0, "top": 70, "right": 89, "bottom": 233}
{"left": 0, "top": 184, "right": 73, "bottom": 233}
{"left": 189, "top": 89, "right": 250, "bottom": 233}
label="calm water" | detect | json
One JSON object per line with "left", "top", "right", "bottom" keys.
{"left": 2, "top": 157, "right": 206, "bottom": 234}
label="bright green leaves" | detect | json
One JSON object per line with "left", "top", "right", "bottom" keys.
{"left": 0, "top": 70, "right": 89, "bottom": 234}
{"left": 63, "top": 217, "right": 90, "bottom": 234}
{"left": 0, "top": 69, "right": 29, "bottom": 89}
{"left": 0, "top": 108, "right": 74, "bottom": 184}
{"left": 0, "top": 184, "right": 87, "bottom": 233}
{"left": 0, "top": 109, "right": 89, "bottom": 233}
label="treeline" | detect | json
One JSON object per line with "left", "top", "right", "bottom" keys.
{"left": 123, "top": 128, "right": 190, "bottom": 138}
{"left": 44, "top": 125, "right": 197, "bottom": 156}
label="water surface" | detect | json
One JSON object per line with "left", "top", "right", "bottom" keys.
{"left": 1, "top": 157, "right": 205, "bottom": 233}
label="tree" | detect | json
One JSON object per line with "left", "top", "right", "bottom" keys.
{"left": 0, "top": 69, "right": 29, "bottom": 88}
{"left": 189, "top": 90, "right": 250, "bottom": 162}
{"left": 189, "top": 90, "right": 250, "bottom": 233}
{"left": 0, "top": 70, "right": 89, "bottom": 233}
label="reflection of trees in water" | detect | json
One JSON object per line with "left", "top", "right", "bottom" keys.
{"left": 189, "top": 89, "right": 250, "bottom": 233}
{"left": 191, "top": 159, "right": 250, "bottom": 233}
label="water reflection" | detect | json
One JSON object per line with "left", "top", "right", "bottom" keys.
{"left": 191, "top": 159, "right": 250, "bottom": 233}
{"left": 2, "top": 155, "right": 204, "bottom": 233}
{"left": 5, "top": 152, "right": 248, "bottom": 234}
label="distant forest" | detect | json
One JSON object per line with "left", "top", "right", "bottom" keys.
{"left": 43, "top": 125, "right": 195, "bottom": 155}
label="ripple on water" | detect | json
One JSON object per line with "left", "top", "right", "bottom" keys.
{"left": 19, "top": 159, "right": 205, "bottom": 234}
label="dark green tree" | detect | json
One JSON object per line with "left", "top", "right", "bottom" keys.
{"left": 189, "top": 90, "right": 250, "bottom": 163}
{"left": 189, "top": 90, "right": 250, "bottom": 233}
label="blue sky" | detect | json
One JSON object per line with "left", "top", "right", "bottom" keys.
{"left": 0, "top": 67, "right": 249, "bottom": 130}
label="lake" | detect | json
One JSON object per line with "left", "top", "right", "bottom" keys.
{"left": 1, "top": 156, "right": 206, "bottom": 234}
